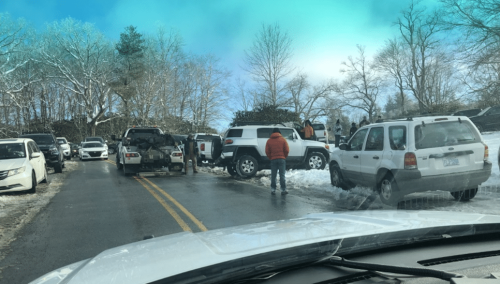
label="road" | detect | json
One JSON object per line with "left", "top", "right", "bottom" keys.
{"left": 0, "top": 158, "right": 499, "bottom": 283}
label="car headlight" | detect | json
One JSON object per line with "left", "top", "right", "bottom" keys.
{"left": 8, "top": 166, "right": 26, "bottom": 177}
{"left": 50, "top": 147, "right": 59, "bottom": 154}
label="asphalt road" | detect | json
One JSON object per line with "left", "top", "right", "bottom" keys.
{"left": 0, "top": 159, "right": 336, "bottom": 284}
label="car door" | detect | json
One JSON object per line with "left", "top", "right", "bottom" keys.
{"left": 28, "top": 141, "right": 43, "bottom": 181}
{"left": 359, "top": 127, "right": 384, "bottom": 187}
{"left": 340, "top": 128, "right": 368, "bottom": 183}
{"left": 279, "top": 128, "right": 302, "bottom": 164}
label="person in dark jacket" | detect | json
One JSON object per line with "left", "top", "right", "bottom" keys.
{"left": 333, "top": 119, "right": 343, "bottom": 147}
{"left": 181, "top": 134, "right": 198, "bottom": 174}
{"left": 349, "top": 122, "right": 357, "bottom": 140}
{"left": 265, "top": 128, "right": 290, "bottom": 195}
{"left": 359, "top": 116, "right": 370, "bottom": 127}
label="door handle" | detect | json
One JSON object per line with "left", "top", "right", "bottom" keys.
{"left": 373, "top": 156, "right": 379, "bottom": 159}
{"left": 353, "top": 155, "right": 359, "bottom": 158}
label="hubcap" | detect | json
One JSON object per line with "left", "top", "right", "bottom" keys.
{"left": 240, "top": 160, "right": 254, "bottom": 173}
{"left": 380, "top": 179, "right": 392, "bottom": 200}
{"left": 308, "top": 155, "right": 322, "bottom": 168}
{"left": 331, "top": 170, "right": 340, "bottom": 186}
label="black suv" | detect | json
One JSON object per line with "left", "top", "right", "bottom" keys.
{"left": 19, "top": 132, "right": 64, "bottom": 173}
{"left": 469, "top": 105, "right": 500, "bottom": 132}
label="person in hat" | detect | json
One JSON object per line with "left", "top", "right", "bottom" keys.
{"left": 265, "top": 128, "right": 289, "bottom": 195}
{"left": 181, "top": 134, "right": 199, "bottom": 174}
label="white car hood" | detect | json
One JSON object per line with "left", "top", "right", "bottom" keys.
{"left": 0, "top": 158, "right": 26, "bottom": 170}
{"left": 30, "top": 211, "right": 500, "bottom": 284}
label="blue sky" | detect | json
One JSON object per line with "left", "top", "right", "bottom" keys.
{"left": 0, "top": 0, "right": 436, "bottom": 83}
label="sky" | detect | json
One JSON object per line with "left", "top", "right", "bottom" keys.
{"left": 0, "top": 0, "right": 438, "bottom": 83}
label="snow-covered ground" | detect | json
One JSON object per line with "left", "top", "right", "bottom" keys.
{"left": 201, "top": 131, "right": 500, "bottom": 212}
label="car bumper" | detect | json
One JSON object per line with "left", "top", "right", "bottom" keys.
{"left": 394, "top": 161, "right": 493, "bottom": 193}
{"left": 81, "top": 152, "right": 108, "bottom": 160}
{"left": 0, "top": 171, "right": 32, "bottom": 192}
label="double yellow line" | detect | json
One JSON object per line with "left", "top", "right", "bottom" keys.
{"left": 104, "top": 159, "right": 207, "bottom": 232}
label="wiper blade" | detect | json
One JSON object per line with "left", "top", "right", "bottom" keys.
{"left": 325, "top": 256, "right": 464, "bottom": 281}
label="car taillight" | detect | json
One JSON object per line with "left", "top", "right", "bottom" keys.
{"left": 225, "top": 139, "right": 233, "bottom": 144}
{"left": 200, "top": 143, "right": 205, "bottom": 151}
{"left": 125, "top": 153, "right": 139, "bottom": 157}
{"left": 404, "top": 152, "right": 417, "bottom": 169}
{"left": 484, "top": 143, "right": 489, "bottom": 160}
{"left": 172, "top": 153, "right": 182, "bottom": 157}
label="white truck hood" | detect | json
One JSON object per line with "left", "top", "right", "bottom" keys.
{"left": 30, "top": 210, "right": 500, "bottom": 284}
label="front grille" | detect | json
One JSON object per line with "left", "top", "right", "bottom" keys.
{"left": 0, "top": 183, "right": 22, "bottom": 190}
{"left": 88, "top": 151, "right": 102, "bottom": 157}
{"left": 0, "top": 170, "right": 8, "bottom": 180}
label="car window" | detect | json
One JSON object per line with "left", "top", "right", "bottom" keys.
{"left": 415, "top": 120, "right": 480, "bottom": 149}
{"left": 487, "top": 107, "right": 500, "bottom": 115}
{"left": 0, "top": 143, "right": 26, "bottom": 159}
{"left": 311, "top": 124, "right": 325, "bottom": 130}
{"left": 83, "top": 142, "right": 103, "bottom": 148}
{"left": 226, "top": 129, "right": 243, "bottom": 138}
{"left": 279, "top": 128, "right": 295, "bottom": 140}
{"left": 365, "top": 127, "right": 384, "bottom": 151}
{"left": 22, "top": 135, "right": 54, "bottom": 145}
{"left": 257, "top": 128, "right": 272, "bottom": 138}
{"left": 348, "top": 128, "right": 368, "bottom": 151}
{"left": 389, "top": 126, "right": 407, "bottom": 150}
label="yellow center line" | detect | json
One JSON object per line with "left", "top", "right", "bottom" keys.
{"left": 142, "top": 177, "right": 208, "bottom": 232}
{"left": 105, "top": 160, "right": 116, "bottom": 165}
{"left": 133, "top": 176, "right": 192, "bottom": 232}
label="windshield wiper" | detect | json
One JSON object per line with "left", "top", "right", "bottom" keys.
{"left": 321, "top": 256, "right": 464, "bottom": 282}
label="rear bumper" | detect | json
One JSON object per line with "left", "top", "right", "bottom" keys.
{"left": 394, "top": 161, "right": 492, "bottom": 193}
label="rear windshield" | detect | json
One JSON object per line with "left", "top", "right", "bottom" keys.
{"left": 196, "top": 135, "right": 218, "bottom": 141}
{"left": 226, "top": 129, "right": 243, "bottom": 138}
{"left": 21, "top": 135, "right": 54, "bottom": 145}
{"left": 57, "top": 138, "right": 67, "bottom": 144}
{"left": 86, "top": 137, "right": 105, "bottom": 142}
{"left": 312, "top": 124, "right": 325, "bottom": 130}
{"left": 414, "top": 120, "right": 480, "bottom": 149}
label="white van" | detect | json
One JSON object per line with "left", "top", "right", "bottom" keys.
{"left": 311, "top": 123, "right": 328, "bottom": 142}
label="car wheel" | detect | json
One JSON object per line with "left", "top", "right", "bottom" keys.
{"left": 235, "top": 155, "right": 258, "bottom": 178}
{"left": 116, "top": 156, "right": 123, "bottom": 170}
{"left": 41, "top": 165, "right": 48, "bottom": 183}
{"left": 227, "top": 164, "right": 237, "bottom": 176}
{"left": 305, "top": 152, "right": 326, "bottom": 170}
{"left": 54, "top": 161, "right": 63, "bottom": 173}
{"left": 451, "top": 188, "right": 478, "bottom": 201}
{"left": 330, "top": 164, "right": 349, "bottom": 190}
{"left": 211, "top": 137, "right": 223, "bottom": 160}
{"left": 378, "top": 174, "right": 401, "bottom": 205}
{"left": 27, "top": 171, "right": 36, "bottom": 194}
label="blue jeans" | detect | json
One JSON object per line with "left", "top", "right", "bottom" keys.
{"left": 270, "top": 159, "right": 286, "bottom": 191}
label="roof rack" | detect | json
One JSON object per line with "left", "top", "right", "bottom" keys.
{"left": 19, "top": 130, "right": 54, "bottom": 135}
{"left": 234, "top": 121, "right": 287, "bottom": 127}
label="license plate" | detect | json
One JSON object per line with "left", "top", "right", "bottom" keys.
{"left": 443, "top": 158, "right": 459, "bottom": 167}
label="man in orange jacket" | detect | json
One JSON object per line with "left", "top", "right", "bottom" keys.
{"left": 265, "top": 128, "right": 290, "bottom": 195}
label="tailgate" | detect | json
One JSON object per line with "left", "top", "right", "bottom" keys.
{"left": 417, "top": 143, "right": 485, "bottom": 176}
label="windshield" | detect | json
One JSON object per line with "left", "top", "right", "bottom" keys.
{"left": 1, "top": 1, "right": 500, "bottom": 284}
{"left": 0, "top": 143, "right": 26, "bottom": 159}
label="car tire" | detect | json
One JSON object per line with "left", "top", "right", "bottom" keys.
{"left": 211, "top": 137, "right": 223, "bottom": 160}
{"left": 235, "top": 155, "right": 258, "bottom": 178}
{"left": 116, "top": 156, "right": 123, "bottom": 170}
{"left": 227, "top": 164, "right": 237, "bottom": 176}
{"left": 378, "top": 174, "right": 401, "bottom": 205}
{"left": 305, "top": 152, "right": 326, "bottom": 170}
{"left": 330, "top": 164, "right": 350, "bottom": 190}
{"left": 451, "top": 188, "right": 478, "bottom": 201}
{"left": 27, "top": 171, "right": 36, "bottom": 194}
{"left": 54, "top": 161, "right": 63, "bottom": 173}
{"left": 41, "top": 165, "right": 48, "bottom": 183}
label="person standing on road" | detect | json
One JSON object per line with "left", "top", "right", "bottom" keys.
{"left": 265, "top": 128, "right": 289, "bottom": 195}
{"left": 359, "top": 116, "right": 370, "bottom": 127}
{"left": 349, "top": 122, "right": 358, "bottom": 140}
{"left": 181, "top": 134, "right": 198, "bottom": 174}
{"left": 301, "top": 120, "right": 314, "bottom": 140}
{"left": 333, "top": 119, "right": 343, "bottom": 148}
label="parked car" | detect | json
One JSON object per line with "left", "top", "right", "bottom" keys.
{"left": 19, "top": 132, "right": 65, "bottom": 173}
{"left": 452, "top": 108, "right": 482, "bottom": 117}
{"left": 56, "top": 137, "right": 71, "bottom": 160}
{"left": 216, "top": 124, "right": 330, "bottom": 177}
{"left": 0, "top": 138, "right": 48, "bottom": 193}
{"left": 469, "top": 105, "right": 500, "bottom": 132}
{"left": 329, "top": 116, "right": 492, "bottom": 205}
{"left": 311, "top": 122, "right": 328, "bottom": 142}
{"left": 79, "top": 142, "right": 108, "bottom": 160}
{"left": 84, "top": 136, "right": 108, "bottom": 150}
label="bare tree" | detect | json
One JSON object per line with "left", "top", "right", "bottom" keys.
{"left": 337, "top": 45, "right": 383, "bottom": 121}
{"left": 243, "top": 23, "right": 295, "bottom": 106}
{"left": 397, "top": 0, "right": 443, "bottom": 113}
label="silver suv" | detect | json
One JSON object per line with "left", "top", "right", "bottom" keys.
{"left": 329, "top": 116, "right": 492, "bottom": 205}
{"left": 216, "top": 124, "right": 330, "bottom": 178}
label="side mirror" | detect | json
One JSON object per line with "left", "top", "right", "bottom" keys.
{"left": 111, "top": 135, "right": 116, "bottom": 141}
{"left": 31, "top": 152, "right": 41, "bottom": 159}
{"left": 339, "top": 143, "right": 348, "bottom": 150}
{"left": 105, "top": 140, "right": 108, "bottom": 143}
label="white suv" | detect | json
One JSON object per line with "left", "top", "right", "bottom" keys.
{"left": 329, "top": 116, "right": 492, "bottom": 205}
{"left": 216, "top": 124, "right": 330, "bottom": 178}
{"left": 57, "top": 137, "right": 71, "bottom": 160}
